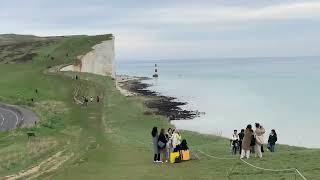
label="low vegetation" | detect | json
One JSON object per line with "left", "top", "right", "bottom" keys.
{"left": 0, "top": 34, "right": 319, "bottom": 179}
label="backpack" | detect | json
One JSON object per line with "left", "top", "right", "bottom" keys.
{"left": 180, "top": 139, "right": 189, "bottom": 150}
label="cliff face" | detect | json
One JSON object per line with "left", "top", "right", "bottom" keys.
{"left": 61, "top": 37, "right": 115, "bottom": 78}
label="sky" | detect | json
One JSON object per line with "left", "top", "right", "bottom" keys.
{"left": 1, "top": 0, "right": 320, "bottom": 60}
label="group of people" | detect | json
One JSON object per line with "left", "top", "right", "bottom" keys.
{"left": 230, "top": 123, "right": 278, "bottom": 159}
{"left": 151, "top": 127, "right": 187, "bottom": 163}
{"left": 82, "top": 96, "right": 100, "bottom": 106}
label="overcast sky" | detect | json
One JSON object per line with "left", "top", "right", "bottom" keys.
{"left": 1, "top": 0, "right": 320, "bottom": 60}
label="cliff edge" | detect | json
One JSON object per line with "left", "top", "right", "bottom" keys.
{"left": 61, "top": 36, "right": 115, "bottom": 78}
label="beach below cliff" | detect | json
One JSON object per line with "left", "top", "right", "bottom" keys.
{"left": 116, "top": 75, "right": 202, "bottom": 120}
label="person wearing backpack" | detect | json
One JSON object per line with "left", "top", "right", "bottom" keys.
{"left": 151, "top": 127, "right": 160, "bottom": 163}
{"left": 158, "top": 128, "right": 168, "bottom": 163}
{"left": 240, "top": 124, "right": 253, "bottom": 159}
{"left": 268, "top": 129, "right": 278, "bottom": 152}
{"left": 255, "top": 123, "right": 266, "bottom": 158}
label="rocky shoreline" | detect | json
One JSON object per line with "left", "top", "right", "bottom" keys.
{"left": 116, "top": 75, "right": 202, "bottom": 120}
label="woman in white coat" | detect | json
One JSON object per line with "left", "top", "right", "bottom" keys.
{"left": 172, "top": 129, "right": 182, "bottom": 150}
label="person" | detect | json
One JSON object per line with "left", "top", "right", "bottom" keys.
{"left": 151, "top": 127, "right": 160, "bottom": 163}
{"left": 158, "top": 129, "right": 168, "bottom": 163}
{"left": 90, "top": 96, "right": 94, "bottom": 102}
{"left": 84, "top": 97, "right": 88, "bottom": 106}
{"left": 165, "top": 128, "right": 173, "bottom": 162}
{"left": 172, "top": 129, "right": 182, "bottom": 150}
{"left": 231, "top": 130, "right": 239, "bottom": 155}
{"left": 250, "top": 129, "right": 256, "bottom": 154}
{"left": 240, "top": 124, "right": 253, "bottom": 159}
{"left": 238, "top": 129, "right": 245, "bottom": 155}
{"left": 255, "top": 123, "right": 266, "bottom": 158}
{"left": 268, "top": 129, "right": 278, "bottom": 152}
{"left": 96, "top": 96, "right": 100, "bottom": 103}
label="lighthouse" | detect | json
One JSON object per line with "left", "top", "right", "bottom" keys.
{"left": 153, "top": 64, "right": 159, "bottom": 78}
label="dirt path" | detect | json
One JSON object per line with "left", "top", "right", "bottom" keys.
{"left": 3, "top": 150, "right": 73, "bottom": 180}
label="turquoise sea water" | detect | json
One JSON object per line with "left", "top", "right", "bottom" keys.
{"left": 117, "top": 57, "right": 320, "bottom": 148}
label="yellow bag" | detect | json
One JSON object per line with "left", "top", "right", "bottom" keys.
{"left": 170, "top": 152, "right": 180, "bottom": 164}
{"left": 181, "top": 150, "right": 190, "bottom": 161}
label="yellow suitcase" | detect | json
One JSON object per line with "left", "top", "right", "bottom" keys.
{"left": 170, "top": 152, "right": 180, "bottom": 164}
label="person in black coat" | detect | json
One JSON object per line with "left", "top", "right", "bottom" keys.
{"left": 268, "top": 129, "right": 278, "bottom": 152}
{"left": 158, "top": 128, "right": 168, "bottom": 162}
{"left": 238, "top": 129, "right": 245, "bottom": 154}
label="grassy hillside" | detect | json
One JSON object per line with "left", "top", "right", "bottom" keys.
{"left": 0, "top": 34, "right": 319, "bottom": 180}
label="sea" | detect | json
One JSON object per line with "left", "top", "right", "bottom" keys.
{"left": 117, "top": 57, "right": 320, "bottom": 148}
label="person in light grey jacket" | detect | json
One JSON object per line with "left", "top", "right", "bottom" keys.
{"left": 151, "top": 127, "right": 160, "bottom": 162}
{"left": 165, "top": 128, "right": 173, "bottom": 162}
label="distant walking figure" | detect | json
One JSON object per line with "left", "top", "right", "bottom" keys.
{"left": 97, "top": 96, "right": 100, "bottom": 103}
{"left": 90, "top": 96, "right": 93, "bottom": 102}
{"left": 255, "top": 123, "right": 266, "bottom": 158}
{"left": 151, "top": 127, "right": 160, "bottom": 162}
{"left": 75, "top": 75, "right": 78, "bottom": 80}
{"left": 268, "top": 129, "right": 278, "bottom": 152}
{"left": 35, "top": 89, "right": 38, "bottom": 94}
{"left": 240, "top": 124, "right": 253, "bottom": 159}
{"left": 84, "top": 97, "right": 88, "bottom": 106}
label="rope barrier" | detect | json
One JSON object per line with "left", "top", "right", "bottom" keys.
{"left": 111, "top": 133, "right": 309, "bottom": 179}
{"left": 198, "top": 149, "right": 308, "bottom": 180}
{"left": 240, "top": 158, "right": 295, "bottom": 172}
{"left": 197, "top": 150, "right": 236, "bottom": 160}
{"left": 295, "top": 169, "right": 308, "bottom": 180}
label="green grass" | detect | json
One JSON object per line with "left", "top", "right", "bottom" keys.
{"left": 0, "top": 34, "right": 319, "bottom": 180}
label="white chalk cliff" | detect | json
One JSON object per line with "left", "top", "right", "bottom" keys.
{"left": 61, "top": 37, "right": 115, "bottom": 78}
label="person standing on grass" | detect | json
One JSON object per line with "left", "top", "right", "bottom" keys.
{"left": 158, "top": 128, "right": 168, "bottom": 163}
{"left": 240, "top": 124, "right": 253, "bottom": 159}
{"left": 96, "top": 96, "right": 100, "bottom": 103}
{"left": 231, "top": 130, "right": 239, "bottom": 155}
{"left": 238, "top": 129, "right": 245, "bottom": 154}
{"left": 90, "top": 96, "right": 94, "bottom": 102}
{"left": 250, "top": 129, "right": 256, "bottom": 154}
{"left": 172, "top": 129, "right": 182, "bottom": 150}
{"left": 151, "top": 127, "right": 160, "bottom": 163}
{"left": 255, "top": 123, "right": 266, "bottom": 158}
{"left": 84, "top": 97, "right": 88, "bottom": 106}
{"left": 268, "top": 129, "right": 278, "bottom": 152}
{"left": 165, "top": 128, "right": 173, "bottom": 162}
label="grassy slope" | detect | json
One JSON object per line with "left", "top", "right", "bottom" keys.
{"left": 0, "top": 35, "right": 319, "bottom": 180}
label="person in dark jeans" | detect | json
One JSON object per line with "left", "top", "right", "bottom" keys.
{"left": 238, "top": 129, "right": 245, "bottom": 154}
{"left": 268, "top": 129, "right": 278, "bottom": 152}
{"left": 151, "top": 127, "right": 160, "bottom": 162}
{"left": 231, "top": 130, "right": 239, "bottom": 155}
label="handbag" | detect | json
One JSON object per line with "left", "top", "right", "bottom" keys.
{"left": 158, "top": 141, "right": 165, "bottom": 148}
